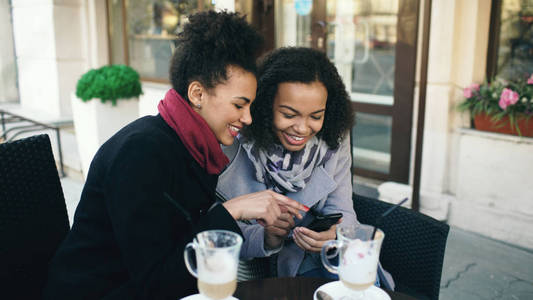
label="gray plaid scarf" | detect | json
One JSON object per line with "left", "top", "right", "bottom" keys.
{"left": 240, "top": 135, "right": 335, "bottom": 193}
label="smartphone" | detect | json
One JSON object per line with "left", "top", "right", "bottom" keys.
{"left": 305, "top": 213, "right": 343, "bottom": 232}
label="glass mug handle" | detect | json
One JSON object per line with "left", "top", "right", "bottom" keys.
{"left": 321, "top": 240, "right": 342, "bottom": 274}
{"left": 183, "top": 242, "right": 198, "bottom": 278}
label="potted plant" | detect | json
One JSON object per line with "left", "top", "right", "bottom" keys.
{"left": 71, "top": 64, "right": 143, "bottom": 177}
{"left": 458, "top": 73, "right": 533, "bottom": 137}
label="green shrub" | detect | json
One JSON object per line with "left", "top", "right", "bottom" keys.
{"left": 75, "top": 65, "right": 143, "bottom": 105}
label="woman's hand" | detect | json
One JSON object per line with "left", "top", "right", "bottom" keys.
{"left": 264, "top": 212, "right": 296, "bottom": 249}
{"left": 222, "top": 190, "right": 307, "bottom": 226}
{"left": 292, "top": 220, "right": 341, "bottom": 252}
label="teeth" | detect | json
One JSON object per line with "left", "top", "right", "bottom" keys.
{"left": 229, "top": 125, "right": 240, "bottom": 132}
{"left": 288, "top": 134, "right": 303, "bottom": 141}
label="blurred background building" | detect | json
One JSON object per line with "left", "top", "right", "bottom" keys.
{"left": 1, "top": 0, "right": 532, "bottom": 250}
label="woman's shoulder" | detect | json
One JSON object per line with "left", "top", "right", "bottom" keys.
{"left": 123, "top": 115, "right": 183, "bottom": 145}
{"left": 330, "top": 134, "right": 350, "bottom": 155}
{"left": 220, "top": 138, "right": 253, "bottom": 177}
{"left": 99, "top": 115, "right": 189, "bottom": 163}
{"left": 320, "top": 134, "right": 351, "bottom": 169}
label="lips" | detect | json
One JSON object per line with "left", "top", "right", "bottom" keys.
{"left": 282, "top": 132, "right": 307, "bottom": 145}
{"left": 228, "top": 125, "right": 241, "bottom": 137}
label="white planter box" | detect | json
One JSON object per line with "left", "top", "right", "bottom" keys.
{"left": 449, "top": 128, "right": 533, "bottom": 250}
{"left": 71, "top": 93, "right": 139, "bottom": 178}
{"left": 138, "top": 81, "right": 169, "bottom": 117}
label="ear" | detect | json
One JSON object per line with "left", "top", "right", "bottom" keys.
{"left": 187, "top": 81, "right": 205, "bottom": 109}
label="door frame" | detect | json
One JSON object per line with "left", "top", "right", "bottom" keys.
{"left": 344, "top": 0, "right": 421, "bottom": 184}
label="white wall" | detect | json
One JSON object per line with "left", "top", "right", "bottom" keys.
{"left": 421, "top": 0, "right": 492, "bottom": 199}
{"left": 82, "top": 0, "right": 109, "bottom": 68}
{"left": 450, "top": 130, "right": 533, "bottom": 249}
{"left": 447, "top": 0, "right": 492, "bottom": 194}
{"left": 11, "top": 0, "right": 107, "bottom": 118}
{"left": 0, "top": 0, "right": 19, "bottom": 103}
{"left": 12, "top": 0, "right": 79, "bottom": 117}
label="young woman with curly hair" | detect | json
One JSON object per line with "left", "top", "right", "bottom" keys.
{"left": 217, "top": 47, "right": 394, "bottom": 289}
{"left": 44, "top": 12, "right": 306, "bottom": 299}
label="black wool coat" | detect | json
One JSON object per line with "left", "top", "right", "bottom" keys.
{"left": 44, "top": 115, "right": 241, "bottom": 299}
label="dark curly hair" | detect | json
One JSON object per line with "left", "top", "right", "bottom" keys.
{"left": 244, "top": 47, "right": 354, "bottom": 150}
{"left": 169, "top": 11, "right": 263, "bottom": 101}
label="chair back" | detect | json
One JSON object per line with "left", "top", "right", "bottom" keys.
{"left": 0, "top": 134, "right": 70, "bottom": 298}
{"left": 353, "top": 194, "right": 449, "bottom": 300}
{"left": 237, "top": 257, "right": 274, "bottom": 282}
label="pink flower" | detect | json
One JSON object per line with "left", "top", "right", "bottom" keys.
{"left": 463, "top": 83, "right": 480, "bottom": 98}
{"left": 499, "top": 88, "right": 519, "bottom": 110}
{"left": 469, "top": 83, "right": 480, "bottom": 91}
{"left": 528, "top": 74, "right": 533, "bottom": 85}
{"left": 463, "top": 88, "right": 472, "bottom": 98}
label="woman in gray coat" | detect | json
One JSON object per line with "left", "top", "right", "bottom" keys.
{"left": 217, "top": 47, "right": 394, "bottom": 289}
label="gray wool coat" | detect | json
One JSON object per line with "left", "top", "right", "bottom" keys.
{"left": 216, "top": 137, "right": 395, "bottom": 289}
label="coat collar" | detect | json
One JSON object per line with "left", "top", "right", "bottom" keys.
{"left": 217, "top": 145, "right": 336, "bottom": 208}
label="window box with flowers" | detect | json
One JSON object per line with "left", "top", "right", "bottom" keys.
{"left": 458, "top": 74, "right": 533, "bottom": 137}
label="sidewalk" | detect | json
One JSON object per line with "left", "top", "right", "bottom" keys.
{"left": 440, "top": 227, "right": 533, "bottom": 300}
{"left": 61, "top": 177, "right": 533, "bottom": 299}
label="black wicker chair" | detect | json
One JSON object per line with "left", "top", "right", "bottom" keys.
{"left": 237, "top": 257, "right": 274, "bottom": 282}
{"left": 353, "top": 193, "right": 449, "bottom": 300}
{"left": 0, "top": 134, "right": 70, "bottom": 298}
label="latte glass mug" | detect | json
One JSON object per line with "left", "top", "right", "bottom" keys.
{"left": 321, "top": 224, "right": 384, "bottom": 299}
{"left": 184, "top": 230, "right": 243, "bottom": 300}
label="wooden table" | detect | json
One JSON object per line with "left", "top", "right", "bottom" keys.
{"left": 234, "top": 277, "right": 418, "bottom": 300}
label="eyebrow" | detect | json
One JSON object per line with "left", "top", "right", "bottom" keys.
{"left": 279, "top": 105, "right": 325, "bottom": 114}
{"left": 233, "top": 96, "right": 251, "bottom": 103}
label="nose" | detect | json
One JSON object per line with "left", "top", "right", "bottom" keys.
{"left": 293, "top": 118, "right": 309, "bottom": 135}
{"left": 240, "top": 106, "right": 252, "bottom": 125}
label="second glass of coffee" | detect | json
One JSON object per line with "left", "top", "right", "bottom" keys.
{"left": 321, "top": 224, "right": 384, "bottom": 299}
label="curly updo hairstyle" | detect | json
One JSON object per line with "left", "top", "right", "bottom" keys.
{"left": 169, "top": 11, "right": 263, "bottom": 101}
{"left": 244, "top": 47, "right": 355, "bottom": 150}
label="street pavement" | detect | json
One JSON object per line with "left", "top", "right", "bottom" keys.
{"left": 440, "top": 227, "right": 533, "bottom": 300}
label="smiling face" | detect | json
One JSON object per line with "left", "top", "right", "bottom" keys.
{"left": 272, "top": 81, "right": 328, "bottom": 151}
{"left": 189, "top": 66, "right": 257, "bottom": 146}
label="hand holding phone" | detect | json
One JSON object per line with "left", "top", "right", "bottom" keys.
{"left": 293, "top": 215, "right": 340, "bottom": 252}
{"left": 305, "top": 212, "right": 343, "bottom": 232}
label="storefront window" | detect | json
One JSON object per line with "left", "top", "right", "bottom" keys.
{"left": 275, "top": 0, "right": 398, "bottom": 103}
{"left": 274, "top": 0, "right": 400, "bottom": 176}
{"left": 494, "top": 0, "right": 533, "bottom": 80}
{"left": 107, "top": 0, "right": 215, "bottom": 81}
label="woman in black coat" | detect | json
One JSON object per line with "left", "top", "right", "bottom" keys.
{"left": 44, "top": 11, "right": 306, "bottom": 299}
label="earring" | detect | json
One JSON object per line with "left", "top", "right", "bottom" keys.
{"left": 195, "top": 103, "right": 201, "bottom": 109}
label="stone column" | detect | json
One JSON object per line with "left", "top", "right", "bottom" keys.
{"left": 11, "top": 0, "right": 86, "bottom": 118}
{"left": 0, "top": 0, "right": 19, "bottom": 103}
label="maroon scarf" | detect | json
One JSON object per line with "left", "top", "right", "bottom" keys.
{"left": 158, "top": 89, "right": 229, "bottom": 174}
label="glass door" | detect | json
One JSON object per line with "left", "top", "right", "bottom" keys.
{"left": 274, "top": 0, "right": 419, "bottom": 183}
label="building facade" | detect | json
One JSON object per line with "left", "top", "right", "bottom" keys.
{"left": 3, "top": 0, "right": 533, "bottom": 249}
